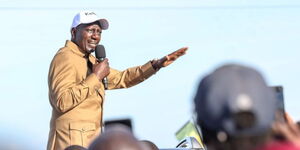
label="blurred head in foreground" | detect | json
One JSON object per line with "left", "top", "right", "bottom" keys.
{"left": 65, "top": 145, "right": 87, "bottom": 150}
{"left": 88, "top": 124, "right": 143, "bottom": 150}
{"left": 139, "top": 140, "right": 159, "bottom": 150}
{"left": 194, "top": 64, "right": 277, "bottom": 150}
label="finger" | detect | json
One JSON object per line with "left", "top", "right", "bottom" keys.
{"left": 284, "top": 113, "right": 300, "bottom": 134}
{"left": 166, "top": 55, "right": 178, "bottom": 61}
{"left": 287, "top": 121, "right": 300, "bottom": 136}
{"left": 273, "top": 122, "right": 300, "bottom": 147}
{"left": 169, "top": 51, "right": 184, "bottom": 58}
{"left": 273, "top": 123, "right": 292, "bottom": 140}
{"left": 171, "top": 56, "right": 179, "bottom": 61}
{"left": 177, "top": 51, "right": 186, "bottom": 57}
{"left": 169, "top": 47, "right": 188, "bottom": 55}
{"left": 176, "top": 49, "right": 187, "bottom": 55}
{"left": 273, "top": 123, "right": 293, "bottom": 140}
{"left": 177, "top": 47, "right": 188, "bottom": 51}
{"left": 285, "top": 112, "right": 295, "bottom": 124}
{"left": 169, "top": 53, "right": 184, "bottom": 60}
{"left": 168, "top": 50, "right": 186, "bottom": 60}
{"left": 165, "top": 55, "right": 170, "bottom": 61}
{"left": 177, "top": 47, "right": 188, "bottom": 53}
{"left": 173, "top": 48, "right": 188, "bottom": 56}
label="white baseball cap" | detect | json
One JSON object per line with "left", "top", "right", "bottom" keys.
{"left": 71, "top": 11, "right": 109, "bottom": 30}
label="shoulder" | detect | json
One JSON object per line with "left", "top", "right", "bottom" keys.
{"left": 50, "top": 47, "right": 76, "bottom": 70}
{"left": 52, "top": 47, "right": 75, "bottom": 64}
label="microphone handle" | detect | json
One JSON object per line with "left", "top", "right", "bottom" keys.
{"left": 103, "top": 77, "right": 108, "bottom": 90}
{"left": 99, "top": 58, "right": 108, "bottom": 90}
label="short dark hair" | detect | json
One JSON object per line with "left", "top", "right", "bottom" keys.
{"left": 64, "top": 145, "right": 87, "bottom": 150}
{"left": 139, "top": 140, "right": 159, "bottom": 150}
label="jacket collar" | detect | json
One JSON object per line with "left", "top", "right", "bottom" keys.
{"left": 65, "top": 40, "right": 98, "bottom": 64}
{"left": 65, "top": 40, "right": 88, "bottom": 58}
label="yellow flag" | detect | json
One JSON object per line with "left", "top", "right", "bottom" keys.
{"left": 175, "top": 120, "right": 204, "bottom": 148}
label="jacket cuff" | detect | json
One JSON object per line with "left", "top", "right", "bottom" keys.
{"left": 141, "top": 61, "right": 157, "bottom": 78}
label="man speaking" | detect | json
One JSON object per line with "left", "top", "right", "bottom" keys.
{"left": 47, "top": 11, "right": 187, "bottom": 150}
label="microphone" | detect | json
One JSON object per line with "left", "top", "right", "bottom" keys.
{"left": 95, "top": 45, "right": 108, "bottom": 90}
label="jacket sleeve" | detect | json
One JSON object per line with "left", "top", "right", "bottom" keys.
{"left": 48, "top": 53, "right": 102, "bottom": 113}
{"left": 107, "top": 61, "right": 157, "bottom": 89}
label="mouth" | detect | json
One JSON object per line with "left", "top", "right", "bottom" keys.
{"left": 85, "top": 40, "right": 99, "bottom": 52}
{"left": 88, "top": 42, "right": 98, "bottom": 49}
{"left": 89, "top": 40, "right": 97, "bottom": 45}
{"left": 89, "top": 43, "right": 97, "bottom": 47}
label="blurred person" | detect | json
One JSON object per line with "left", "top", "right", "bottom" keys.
{"left": 88, "top": 124, "right": 142, "bottom": 150}
{"left": 254, "top": 113, "right": 300, "bottom": 150}
{"left": 65, "top": 145, "right": 88, "bottom": 150}
{"left": 252, "top": 98, "right": 300, "bottom": 150}
{"left": 47, "top": 11, "right": 187, "bottom": 150}
{"left": 139, "top": 140, "right": 159, "bottom": 150}
{"left": 285, "top": 112, "right": 295, "bottom": 124}
{"left": 297, "top": 121, "right": 300, "bottom": 130}
{"left": 194, "top": 64, "right": 278, "bottom": 150}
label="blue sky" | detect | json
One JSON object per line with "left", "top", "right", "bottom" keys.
{"left": 0, "top": 0, "right": 300, "bottom": 149}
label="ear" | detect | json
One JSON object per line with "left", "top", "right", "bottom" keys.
{"left": 71, "top": 28, "right": 76, "bottom": 40}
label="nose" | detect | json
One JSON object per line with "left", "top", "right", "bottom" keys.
{"left": 91, "top": 32, "right": 100, "bottom": 40}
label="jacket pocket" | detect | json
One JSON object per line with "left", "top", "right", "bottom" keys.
{"left": 69, "top": 122, "right": 96, "bottom": 147}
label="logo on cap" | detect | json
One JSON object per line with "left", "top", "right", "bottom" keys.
{"left": 84, "top": 12, "right": 96, "bottom": 16}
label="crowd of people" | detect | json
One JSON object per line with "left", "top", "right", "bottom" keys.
{"left": 60, "top": 63, "right": 300, "bottom": 150}
{"left": 44, "top": 11, "right": 300, "bottom": 150}
{"left": 63, "top": 124, "right": 158, "bottom": 150}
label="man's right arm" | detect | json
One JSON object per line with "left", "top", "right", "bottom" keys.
{"left": 48, "top": 54, "right": 102, "bottom": 113}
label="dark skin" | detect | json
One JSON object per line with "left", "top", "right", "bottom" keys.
{"left": 153, "top": 47, "right": 188, "bottom": 69}
{"left": 71, "top": 22, "right": 188, "bottom": 82}
{"left": 71, "top": 22, "right": 110, "bottom": 81}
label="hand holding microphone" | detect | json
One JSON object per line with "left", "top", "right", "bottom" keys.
{"left": 94, "top": 45, "right": 109, "bottom": 89}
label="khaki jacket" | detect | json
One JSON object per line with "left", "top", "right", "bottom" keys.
{"left": 47, "top": 41, "right": 156, "bottom": 150}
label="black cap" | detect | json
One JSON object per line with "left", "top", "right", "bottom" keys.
{"left": 194, "top": 64, "right": 277, "bottom": 136}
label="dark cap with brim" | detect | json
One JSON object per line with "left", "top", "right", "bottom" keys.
{"left": 194, "top": 64, "right": 277, "bottom": 136}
